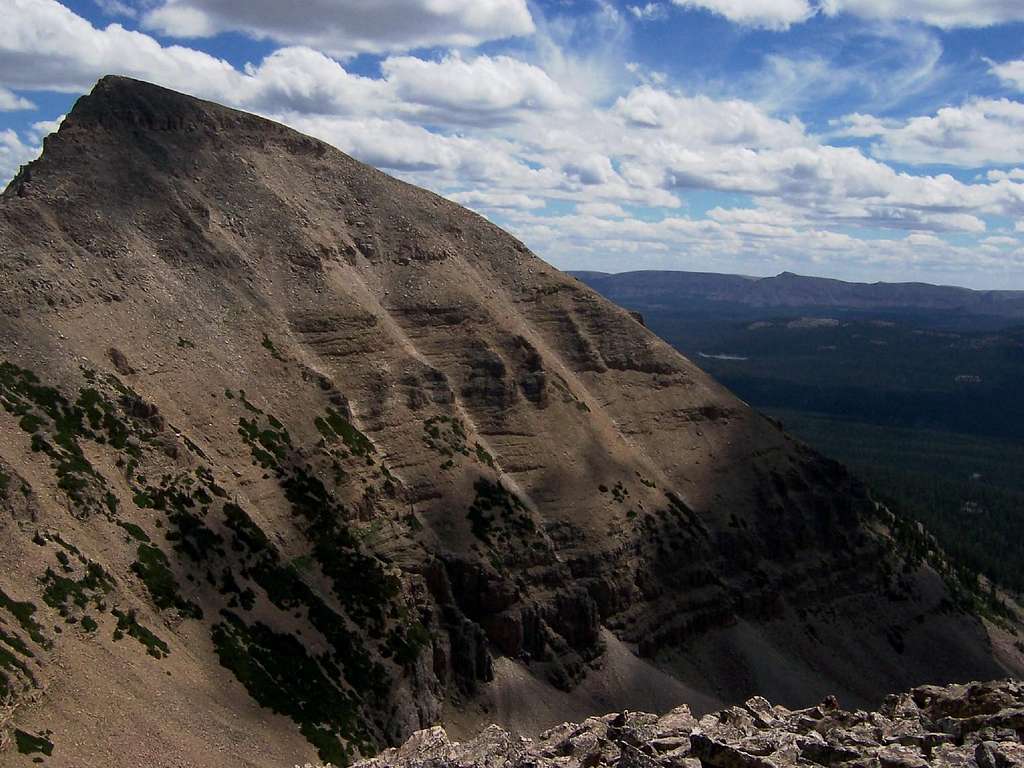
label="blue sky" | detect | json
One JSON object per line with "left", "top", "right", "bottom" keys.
{"left": 3, "top": 1, "right": 1024, "bottom": 288}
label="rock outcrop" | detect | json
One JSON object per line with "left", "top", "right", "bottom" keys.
{"left": 358, "top": 680, "right": 1024, "bottom": 768}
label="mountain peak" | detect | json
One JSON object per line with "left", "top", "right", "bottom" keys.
{"left": 66, "top": 75, "right": 252, "bottom": 134}
{"left": 4, "top": 75, "right": 337, "bottom": 201}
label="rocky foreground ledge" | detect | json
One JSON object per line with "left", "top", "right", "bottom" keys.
{"left": 353, "top": 680, "right": 1024, "bottom": 768}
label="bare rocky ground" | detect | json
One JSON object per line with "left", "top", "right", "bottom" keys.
{"left": 0, "top": 77, "right": 1020, "bottom": 767}
{"left": 358, "top": 680, "right": 1024, "bottom": 768}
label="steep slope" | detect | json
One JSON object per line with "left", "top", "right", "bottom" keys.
{"left": 0, "top": 77, "right": 1010, "bottom": 767}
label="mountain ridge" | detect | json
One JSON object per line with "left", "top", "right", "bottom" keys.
{"left": 570, "top": 270, "right": 1024, "bottom": 317}
{"left": 0, "top": 76, "right": 1017, "bottom": 767}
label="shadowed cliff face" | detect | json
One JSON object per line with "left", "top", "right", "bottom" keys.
{"left": 0, "top": 77, "right": 1009, "bottom": 767}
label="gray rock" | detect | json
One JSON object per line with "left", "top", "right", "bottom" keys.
{"left": 355, "top": 680, "right": 1024, "bottom": 768}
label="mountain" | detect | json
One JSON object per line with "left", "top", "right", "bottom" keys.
{"left": 573, "top": 271, "right": 1024, "bottom": 320}
{"left": 0, "top": 77, "right": 1017, "bottom": 768}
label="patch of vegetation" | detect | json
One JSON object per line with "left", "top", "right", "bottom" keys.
{"left": 18, "top": 413, "right": 44, "bottom": 434}
{"left": 223, "top": 499, "right": 395, "bottom": 698}
{"left": 168, "top": 508, "right": 224, "bottom": 563}
{"left": 116, "top": 520, "right": 151, "bottom": 543}
{"left": 279, "top": 468, "right": 398, "bottom": 629}
{"left": 474, "top": 443, "right": 495, "bottom": 469}
{"left": 14, "top": 729, "right": 53, "bottom": 757}
{"left": 0, "top": 589, "right": 48, "bottom": 648}
{"left": 467, "top": 477, "right": 533, "bottom": 544}
{"left": 384, "top": 621, "right": 431, "bottom": 667}
{"left": 0, "top": 363, "right": 100, "bottom": 512}
{"left": 261, "top": 333, "right": 286, "bottom": 362}
{"left": 0, "top": 362, "right": 160, "bottom": 517}
{"left": 218, "top": 568, "right": 256, "bottom": 611}
{"left": 421, "top": 415, "right": 468, "bottom": 461}
{"left": 80, "top": 615, "right": 98, "bottom": 633}
{"left": 212, "top": 610, "right": 367, "bottom": 765}
{"left": 875, "top": 497, "right": 1017, "bottom": 626}
{"left": 238, "top": 390, "right": 263, "bottom": 414}
{"left": 317, "top": 407, "right": 375, "bottom": 458}
{"left": 611, "top": 481, "right": 628, "bottom": 503}
{"left": 239, "top": 415, "right": 292, "bottom": 469}
{"left": 177, "top": 337, "right": 195, "bottom": 349}
{"left": 112, "top": 608, "right": 169, "bottom": 659}
{"left": 215, "top": 397, "right": 423, "bottom": 744}
{"left": 49, "top": 533, "right": 83, "bottom": 559}
{"left": 131, "top": 544, "right": 202, "bottom": 619}
{"left": 182, "top": 435, "right": 209, "bottom": 460}
{"left": 195, "top": 466, "right": 228, "bottom": 498}
{"left": 131, "top": 473, "right": 226, "bottom": 564}
{"left": 664, "top": 491, "right": 706, "bottom": 535}
{"left": 40, "top": 562, "right": 114, "bottom": 618}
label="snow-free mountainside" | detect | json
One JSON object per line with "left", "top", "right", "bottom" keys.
{"left": 0, "top": 77, "right": 1019, "bottom": 767}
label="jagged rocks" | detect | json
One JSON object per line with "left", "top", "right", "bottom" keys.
{"left": 357, "top": 681, "right": 1024, "bottom": 768}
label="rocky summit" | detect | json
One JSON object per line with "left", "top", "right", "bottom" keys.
{"left": 358, "top": 680, "right": 1024, "bottom": 768}
{"left": 0, "top": 77, "right": 1019, "bottom": 767}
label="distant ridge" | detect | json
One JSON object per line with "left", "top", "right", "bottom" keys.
{"left": 571, "top": 270, "right": 1024, "bottom": 317}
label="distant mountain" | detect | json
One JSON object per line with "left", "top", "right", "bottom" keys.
{"left": 572, "top": 270, "right": 1024, "bottom": 318}
{"left": 0, "top": 77, "right": 1016, "bottom": 768}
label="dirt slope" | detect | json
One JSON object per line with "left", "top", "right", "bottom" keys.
{"left": 0, "top": 77, "right": 1011, "bottom": 767}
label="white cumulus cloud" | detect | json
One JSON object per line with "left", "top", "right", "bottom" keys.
{"left": 670, "top": 0, "right": 814, "bottom": 30}
{"left": 0, "top": 0, "right": 244, "bottom": 94}
{"left": 836, "top": 99, "right": 1024, "bottom": 167}
{"left": 991, "top": 58, "right": 1024, "bottom": 91}
{"left": 0, "top": 87, "right": 34, "bottom": 110}
{"left": 381, "top": 53, "right": 573, "bottom": 124}
{"left": 821, "top": 0, "right": 1024, "bottom": 28}
{"left": 667, "top": 0, "right": 1024, "bottom": 29}
{"left": 142, "top": 0, "right": 534, "bottom": 56}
